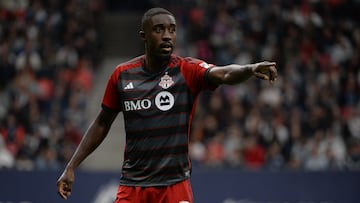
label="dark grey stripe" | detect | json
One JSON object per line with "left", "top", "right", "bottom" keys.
{"left": 126, "top": 132, "right": 188, "bottom": 149}
{"left": 126, "top": 144, "right": 188, "bottom": 160}
{"left": 120, "top": 83, "right": 189, "bottom": 101}
{"left": 126, "top": 123, "right": 188, "bottom": 140}
{"left": 118, "top": 66, "right": 183, "bottom": 93}
{"left": 125, "top": 111, "right": 188, "bottom": 131}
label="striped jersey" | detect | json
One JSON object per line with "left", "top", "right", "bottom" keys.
{"left": 101, "top": 54, "right": 217, "bottom": 186}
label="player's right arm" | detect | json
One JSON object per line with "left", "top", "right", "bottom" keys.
{"left": 56, "top": 108, "right": 118, "bottom": 200}
{"left": 208, "top": 61, "right": 277, "bottom": 85}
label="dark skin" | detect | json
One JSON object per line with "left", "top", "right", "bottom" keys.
{"left": 57, "top": 13, "right": 277, "bottom": 200}
{"left": 57, "top": 109, "right": 118, "bottom": 199}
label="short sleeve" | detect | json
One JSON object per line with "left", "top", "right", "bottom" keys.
{"left": 180, "top": 57, "right": 218, "bottom": 94}
{"left": 101, "top": 68, "right": 122, "bottom": 112}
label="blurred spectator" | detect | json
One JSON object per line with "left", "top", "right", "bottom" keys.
{"left": 242, "top": 134, "right": 265, "bottom": 170}
{"left": 303, "top": 131, "right": 329, "bottom": 171}
{"left": 1, "top": 114, "right": 25, "bottom": 157}
{"left": 265, "top": 141, "right": 285, "bottom": 170}
{"left": 0, "top": 135, "right": 14, "bottom": 169}
{"left": 189, "top": 119, "right": 207, "bottom": 165}
{"left": 223, "top": 123, "right": 243, "bottom": 167}
{"left": 205, "top": 131, "right": 225, "bottom": 168}
{"left": 346, "top": 138, "right": 360, "bottom": 170}
{"left": 35, "top": 146, "right": 61, "bottom": 170}
{"left": 0, "top": 0, "right": 103, "bottom": 171}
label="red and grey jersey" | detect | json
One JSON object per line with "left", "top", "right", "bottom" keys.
{"left": 102, "top": 54, "right": 217, "bottom": 186}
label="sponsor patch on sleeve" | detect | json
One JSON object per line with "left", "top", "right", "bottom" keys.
{"left": 199, "top": 62, "right": 212, "bottom": 69}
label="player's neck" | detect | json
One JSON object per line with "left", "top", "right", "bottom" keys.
{"left": 144, "top": 55, "right": 169, "bottom": 73}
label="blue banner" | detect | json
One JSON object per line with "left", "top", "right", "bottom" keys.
{"left": 1, "top": 169, "right": 359, "bottom": 203}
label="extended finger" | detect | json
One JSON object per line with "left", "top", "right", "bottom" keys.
{"left": 264, "top": 61, "right": 276, "bottom": 66}
{"left": 269, "top": 66, "right": 278, "bottom": 81}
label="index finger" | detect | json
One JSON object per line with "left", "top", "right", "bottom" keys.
{"left": 264, "top": 61, "right": 276, "bottom": 66}
{"left": 269, "top": 65, "right": 277, "bottom": 82}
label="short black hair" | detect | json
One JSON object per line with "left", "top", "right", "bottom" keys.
{"left": 141, "top": 7, "right": 174, "bottom": 30}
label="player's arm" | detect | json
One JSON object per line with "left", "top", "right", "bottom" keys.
{"left": 56, "top": 108, "right": 118, "bottom": 200}
{"left": 207, "top": 61, "right": 277, "bottom": 85}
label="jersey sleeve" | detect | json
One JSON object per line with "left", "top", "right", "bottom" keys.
{"left": 101, "top": 68, "right": 122, "bottom": 112}
{"left": 180, "top": 57, "right": 218, "bottom": 94}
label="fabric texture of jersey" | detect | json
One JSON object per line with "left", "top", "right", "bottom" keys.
{"left": 102, "top": 54, "right": 217, "bottom": 186}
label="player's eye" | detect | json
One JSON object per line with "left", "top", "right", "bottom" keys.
{"left": 169, "top": 27, "right": 176, "bottom": 33}
{"left": 154, "top": 26, "right": 164, "bottom": 33}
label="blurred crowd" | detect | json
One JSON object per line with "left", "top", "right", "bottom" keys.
{"left": 168, "top": 0, "right": 360, "bottom": 171}
{"left": 0, "top": 0, "right": 103, "bottom": 170}
{"left": 1, "top": 0, "right": 360, "bottom": 172}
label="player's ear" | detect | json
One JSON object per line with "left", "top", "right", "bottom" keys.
{"left": 139, "top": 31, "right": 146, "bottom": 41}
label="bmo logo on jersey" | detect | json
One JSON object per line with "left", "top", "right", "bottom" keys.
{"left": 123, "top": 91, "right": 175, "bottom": 112}
{"left": 123, "top": 99, "right": 152, "bottom": 111}
{"left": 155, "top": 91, "right": 174, "bottom": 111}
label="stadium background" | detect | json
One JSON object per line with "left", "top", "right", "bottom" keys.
{"left": 1, "top": 0, "right": 360, "bottom": 202}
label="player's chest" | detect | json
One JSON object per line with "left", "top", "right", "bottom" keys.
{"left": 118, "top": 68, "right": 187, "bottom": 112}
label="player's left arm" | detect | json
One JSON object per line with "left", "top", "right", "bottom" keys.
{"left": 207, "top": 61, "right": 277, "bottom": 85}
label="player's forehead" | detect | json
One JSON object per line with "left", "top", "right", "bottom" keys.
{"left": 149, "top": 14, "right": 176, "bottom": 27}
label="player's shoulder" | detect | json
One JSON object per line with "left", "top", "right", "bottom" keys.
{"left": 179, "top": 56, "right": 213, "bottom": 69}
{"left": 114, "top": 55, "right": 144, "bottom": 72}
{"left": 178, "top": 56, "right": 201, "bottom": 64}
{"left": 170, "top": 55, "right": 201, "bottom": 65}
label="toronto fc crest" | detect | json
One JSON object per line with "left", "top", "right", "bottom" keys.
{"left": 159, "top": 72, "right": 174, "bottom": 89}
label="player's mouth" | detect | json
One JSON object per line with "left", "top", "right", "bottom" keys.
{"left": 160, "top": 43, "right": 173, "bottom": 52}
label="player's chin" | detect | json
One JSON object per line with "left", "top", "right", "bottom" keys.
{"left": 156, "top": 52, "right": 172, "bottom": 61}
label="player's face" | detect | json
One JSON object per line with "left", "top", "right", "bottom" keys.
{"left": 142, "top": 14, "right": 176, "bottom": 61}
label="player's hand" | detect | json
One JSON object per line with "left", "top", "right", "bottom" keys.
{"left": 57, "top": 169, "right": 75, "bottom": 200}
{"left": 252, "top": 61, "right": 277, "bottom": 84}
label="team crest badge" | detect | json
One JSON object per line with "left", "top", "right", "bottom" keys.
{"left": 159, "top": 72, "right": 174, "bottom": 89}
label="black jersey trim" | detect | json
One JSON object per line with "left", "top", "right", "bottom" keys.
{"left": 205, "top": 67, "right": 219, "bottom": 89}
{"left": 204, "top": 67, "right": 212, "bottom": 83}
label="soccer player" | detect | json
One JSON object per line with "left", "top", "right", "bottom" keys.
{"left": 57, "top": 7, "right": 277, "bottom": 203}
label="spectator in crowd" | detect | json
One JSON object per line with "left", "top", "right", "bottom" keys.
{"left": 0, "top": 135, "right": 14, "bottom": 169}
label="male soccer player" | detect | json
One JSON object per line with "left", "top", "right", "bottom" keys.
{"left": 57, "top": 7, "right": 277, "bottom": 203}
